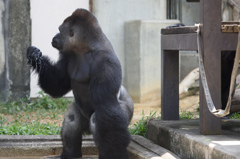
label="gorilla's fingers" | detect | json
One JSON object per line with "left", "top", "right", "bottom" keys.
{"left": 26, "top": 46, "right": 42, "bottom": 64}
{"left": 27, "top": 46, "right": 36, "bottom": 59}
{"left": 36, "top": 50, "right": 42, "bottom": 61}
{"left": 35, "top": 61, "right": 38, "bottom": 72}
{"left": 37, "top": 58, "right": 43, "bottom": 73}
{"left": 32, "top": 49, "right": 42, "bottom": 62}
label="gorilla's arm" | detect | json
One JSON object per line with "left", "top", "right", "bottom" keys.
{"left": 38, "top": 56, "right": 71, "bottom": 97}
{"left": 90, "top": 52, "right": 123, "bottom": 105}
{"left": 27, "top": 46, "right": 71, "bottom": 97}
{"left": 90, "top": 52, "right": 131, "bottom": 155}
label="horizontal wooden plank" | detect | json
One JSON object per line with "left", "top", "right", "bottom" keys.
{"left": 161, "top": 32, "right": 237, "bottom": 51}
{"left": 162, "top": 22, "right": 240, "bottom": 35}
{"left": 161, "top": 33, "right": 198, "bottom": 51}
{"left": 161, "top": 26, "right": 198, "bottom": 35}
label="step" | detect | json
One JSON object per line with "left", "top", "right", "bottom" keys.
{"left": 0, "top": 135, "right": 179, "bottom": 159}
{"left": 147, "top": 119, "right": 240, "bottom": 159}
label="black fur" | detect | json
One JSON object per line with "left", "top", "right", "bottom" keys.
{"left": 27, "top": 9, "right": 133, "bottom": 159}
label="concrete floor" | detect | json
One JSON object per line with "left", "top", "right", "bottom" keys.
{"left": 134, "top": 92, "right": 240, "bottom": 159}
{"left": 148, "top": 119, "right": 240, "bottom": 159}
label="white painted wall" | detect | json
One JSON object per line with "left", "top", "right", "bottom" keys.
{"left": 30, "top": 0, "right": 89, "bottom": 97}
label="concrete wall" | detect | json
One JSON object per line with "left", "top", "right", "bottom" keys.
{"left": 180, "top": 52, "right": 199, "bottom": 84}
{"left": 0, "top": 0, "right": 6, "bottom": 101}
{"left": 92, "top": 0, "right": 167, "bottom": 86}
{"left": 179, "top": 1, "right": 200, "bottom": 82}
{"left": 0, "top": 0, "right": 31, "bottom": 101}
{"left": 30, "top": 0, "right": 89, "bottom": 97}
{"left": 181, "top": 0, "right": 200, "bottom": 25}
{"left": 125, "top": 20, "right": 179, "bottom": 102}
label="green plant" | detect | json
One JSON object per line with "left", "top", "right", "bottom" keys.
{"left": 180, "top": 110, "right": 195, "bottom": 119}
{"left": 236, "top": 84, "right": 240, "bottom": 89}
{"left": 32, "top": 91, "right": 72, "bottom": 110}
{"left": 0, "top": 115, "right": 7, "bottom": 127}
{"left": 0, "top": 91, "right": 72, "bottom": 114}
{"left": 129, "top": 111, "right": 160, "bottom": 137}
{"left": 0, "top": 121, "right": 61, "bottom": 135}
{"left": 129, "top": 110, "right": 198, "bottom": 137}
{"left": 230, "top": 112, "right": 240, "bottom": 119}
{"left": 0, "top": 91, "right": 72, "bottom": 135}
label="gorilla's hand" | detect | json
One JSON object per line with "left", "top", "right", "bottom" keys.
{"left": 27, "top": 46, "right": 43, "bottom": 72}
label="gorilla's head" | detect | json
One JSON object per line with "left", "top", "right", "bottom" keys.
{"left": 51, "top": 9, "right": 101, "bottom": 53}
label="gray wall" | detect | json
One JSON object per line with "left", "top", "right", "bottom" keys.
{"left": 179, "top": 1, "right": 200, "bottom": 82}
{"left": 180, "top": 52, "right": 199, "bottom": 83}
{"left": 181, "top": 0, "right": 200, "bottom": 25}
{"left": 125, "top": 20, "right": 179, "bottom": 102}
{"left": 0, "top": 0, "right": 31, "bottom": 102}
{"left": 92, "top": 0, "right": 167, "bottom": 86}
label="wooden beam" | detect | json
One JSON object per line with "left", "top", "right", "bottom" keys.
{"left": 161, "top": 34, "right": 198, "bottom": 51}
{"left": 161, "top": 26, "right": 198, "bottom": 35}
{"left": 161, "top": 50, "right": 179, "bottom": 120}
{"left": 199, "top": 0, "right": 222, "bottom": 135}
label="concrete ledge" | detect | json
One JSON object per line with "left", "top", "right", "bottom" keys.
{"left": 0, "top": 135, "right": 96, "bottom": 158}
{"left": 0, "top": 135, "right": 179, "bottom": 159}
{"left": 147, "top": 119, "right": 240, "bottom": 159}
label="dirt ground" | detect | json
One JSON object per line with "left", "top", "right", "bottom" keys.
{"left": 131, "top": 94, "right": 199, "bottom": 125}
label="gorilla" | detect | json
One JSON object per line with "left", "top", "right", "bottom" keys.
{"left": 27, "top": 9, "right": 134, "bottom": 159}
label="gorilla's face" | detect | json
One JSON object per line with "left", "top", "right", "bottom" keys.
{"left": 52, "top": 33, "right": 63, "bottom": 50}
{"left": 52, "top": 21, "right": 76, "bottom": 52}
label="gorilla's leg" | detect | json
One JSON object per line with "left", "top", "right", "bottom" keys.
{"left": 91, "top": 86, "right": 133, "bottom": 128}
{"left": 91, "top": 109, "right": 131, "bottom": 159}
{"left": 60, "top": 101, "right": 89, "bottom": 159}
{"left": 89, "top": 86, "right": 133, "bottom": 159}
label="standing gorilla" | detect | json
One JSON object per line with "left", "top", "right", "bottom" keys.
{"left": 27, "top": 9, "right": 134, "bottom": 159}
